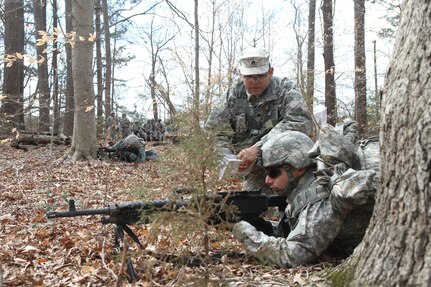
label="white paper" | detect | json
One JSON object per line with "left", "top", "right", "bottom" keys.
{"left": 218, "top": 154, "right": 253, "bottom": 180}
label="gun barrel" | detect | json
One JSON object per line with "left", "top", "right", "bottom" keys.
{"left": 46, "top": 207, "right": 110, "bottom": 219}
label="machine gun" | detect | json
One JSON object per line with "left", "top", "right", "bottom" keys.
{"left": 46, "top": 190, "right": 287, "bottom": 281}
{"left": 46, "top": 190, "right": 287, "bottom": 240}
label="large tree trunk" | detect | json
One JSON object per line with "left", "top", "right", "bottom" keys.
{"left": 68, "top": 0, "right": 97, "bottom": 161}
{"left": 1, "top": 0, "right": 25, "bottom": 131}
{"left": 354, "top": 0, "right": 367, "bottom": 137}
{"left": 64, "top": 0, "right": 74, "bottom": 136}
{"left": 322, "top": 0, "right": 337, "bottom": 126}
{"left": 33, "top": 0, "right": 51, "bottom": 132}
{"left": 305, "top": 0, "right": 316, "bottom": 116}
{"left": 338, "top": 1, "right": 431, "bottom": 286}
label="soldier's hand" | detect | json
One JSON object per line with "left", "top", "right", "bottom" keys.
{"left": 237, "top": 145, "right": 259, "bottom": 171}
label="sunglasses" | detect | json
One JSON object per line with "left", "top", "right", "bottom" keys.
{"left": 265, "top": 166, "right": 283, "bottom": 179}
{"left": 243, "top": 73, "right": 269, "bottom": 81}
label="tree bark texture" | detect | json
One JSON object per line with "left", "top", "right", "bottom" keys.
{"left": 305, "top": 0, "right": 316, "bottom": 115}
{"left": 95, "top": 0, "right": 104, "bottom": 136}
{"left": 102, "top": 0, "right": 112, "bottom": 120}
{"left": 1, "top": 0, "right": 25, "bottom": 131}
{"left": 322, "top": 0, "right": 336, "bottom": 126}
{"left": 64, "top": 0, "right": 74, "bottom": 136}
{"left": 347, "top": 1, "right": 431, "bottom": 286}
{"left": 14, "top": 133, "right": 70, "bottom": 145}
{"left": 52, "top": 0, "right": 60, "bottom": 135}
{"left": 354, "top": 0, "right": 367, "bottom": 137}
{"left": 69, "top": 0, "right": 97, "bottom": 161}
{"left": 33, "top": 0, "right": 51, "bottom": 132}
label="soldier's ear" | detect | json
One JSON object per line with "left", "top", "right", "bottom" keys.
{"left": 268, "top": 67, "right": 274, "bottom": 76}
{"left": 295, "top": 167, "right": 307, "bottom": 177}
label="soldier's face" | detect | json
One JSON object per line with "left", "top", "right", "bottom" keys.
{"left": 241, "top": 68, "right": 274, "bottom": 98}
{"left": 264, "top": 166, "right": 288, "bottom": 191}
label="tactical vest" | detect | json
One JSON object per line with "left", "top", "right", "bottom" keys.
{"left": 228, "top": 78, "right": 287, "bottom": 150}
{"left": 285, "top": 174, "right": 330, "bottom": 230}
{"left": 285, "top": 133, "right": 380, "bottom": 230}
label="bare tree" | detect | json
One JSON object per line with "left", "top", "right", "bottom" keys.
{"left": 52, "top": 0, "right": 60, "bottom": 135}
{"left": 193, "top": 0, "right": 200, "bottom": 125}
{"left": 305, "top": 0, "right": 316, "bottom": 115}
{"left": 141, "top": 15, "right": 176, "bottom": 121}
{"left": 1, "top": 0, "right": 25, "bottom": 131}
{"left": 95, "top": 0, "right": 104, "bottom": 136}
{"left": 354, "top": 0, "right": 367, "bottom": 136}
{"left": 64, "top": 0, "right": 74, "bottom": 136}
{"left": 322, "top": 0, "right": 337, "bottom": 126}
{"left": 154, "top": 55, "right": 177, "bottom": 117}
{"left": 201, "top": 0, "right": 220, "bottom": 117}
{"left": 291, "top": 1, "right": 307, "bottom": 97}
{"left": 336, "top": 1, "right": 431, "bottom": 285}
{"left": 102, "top": 0, "right": 112, "bottom": 120}
{"left": 33, "top": 0, "right": 51, "bottom": 132}
{"left": 68, "top": 0, "right": 97, "bottom": 161}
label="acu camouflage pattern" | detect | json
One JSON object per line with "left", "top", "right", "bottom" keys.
{"left": 314, "top": 124, "right": 359, "bottom": 167}
{"left": 233, "top": 120, "right": 379, "bottom": 267}
{"left": 261, "top": 131, "right": 314, "bottom": 169}
{"left": 120, "top": 114, "right": 131, "bottom": 138}
{"left": 205, "top": 76, "right": 312, "bottom": 153}
{"left": 233, "top": 170, "right": 348, "bottom": 267}
{"left": 205, "top": 76, "right": 312, "bottom": 193}
{"left": 111, "top": 134, "right": 146, "bottom": 162}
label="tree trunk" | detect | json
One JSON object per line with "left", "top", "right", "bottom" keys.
{"left": 204, "top": 0, "right": 217, "bottom": 118}
{"left": 337, "top": 1, "right": 431, "bottom": 286}
{"left": 292, "top": 2, "right": 305, "bottom": 97}
{"left": 1, "top": 0, "right": 25, "bottom": 131}
{"left": 322, "top": 0, "right": 337, "bottom": 126}
{"left": 305, "top": 0, "right": 316, "bottom": 116}
{"left": 149, "top": 25, "right": 159, "bottom": 121}
{"left": 68, "top": 0, "right": 97, "bottom": 161}
{"left": 33, "top": 0, "right": 51, "bottom": 132}
{"left": 95, "top": 0, "right": 104, "bottom": 136}
{"left": 158, "top": 58, "right": 177, "bottom": 117}
{"left": 193, "top": 0, "right": 200, "bottom": 127}
{"left": 14, "top": 132, "right": 70, "bottom": 145}
{"left": 354, "top": 0, "right": 367, "bottom": 137}
{"left": 52, "top": 0, "right": 60, "bottom": 135}
{"left": 102, "top": 0, "right": 112, "bottom": 120}
{"left": 64, "top": 0, "right": 74, "bottom": 136}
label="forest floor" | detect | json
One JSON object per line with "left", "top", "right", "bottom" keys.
{"left": 0, "top": 140, "right": 337, "bottom": 286}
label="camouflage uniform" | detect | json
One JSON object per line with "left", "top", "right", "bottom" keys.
{"left": 233, "top": 129, "right": 378, "bottom": 267}
{"left": 120, "top": 114, "right": 131, "bottom": 138}
{"left": 205, "top": 77, "right": 312, "bottom": 192}
{"left": 106, "top": 112, "right": 118, "bottom": 141}
{"left": 155, "top": 119, "right": 165, "bottom": 141}
{"left": 131, "top": 121, "right": 141, "bottom": 136}
{"left": 110, "top": 133, "right": 146, "bottom": 163}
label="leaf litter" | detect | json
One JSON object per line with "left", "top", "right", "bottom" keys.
{"left": 0, "top": 143, "right": 334, "bottom": 286}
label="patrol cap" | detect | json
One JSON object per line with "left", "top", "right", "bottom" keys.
{"left": 238, "top": 47, "right": 270, "bottom": 76}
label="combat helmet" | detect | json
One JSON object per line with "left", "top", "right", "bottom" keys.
{"left": 261, "top": 131, "right": 314, "bottom": 169}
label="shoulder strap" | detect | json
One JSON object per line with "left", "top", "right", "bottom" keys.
{"left": 291, "top": 184, "right": 330, "bottom": 219}
{"left": 287, "top": 183, "right": 330, "bottom": 230}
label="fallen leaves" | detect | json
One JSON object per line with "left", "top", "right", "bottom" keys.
{"left": 0, "top": 143, "right": 334, "bottom": 286}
